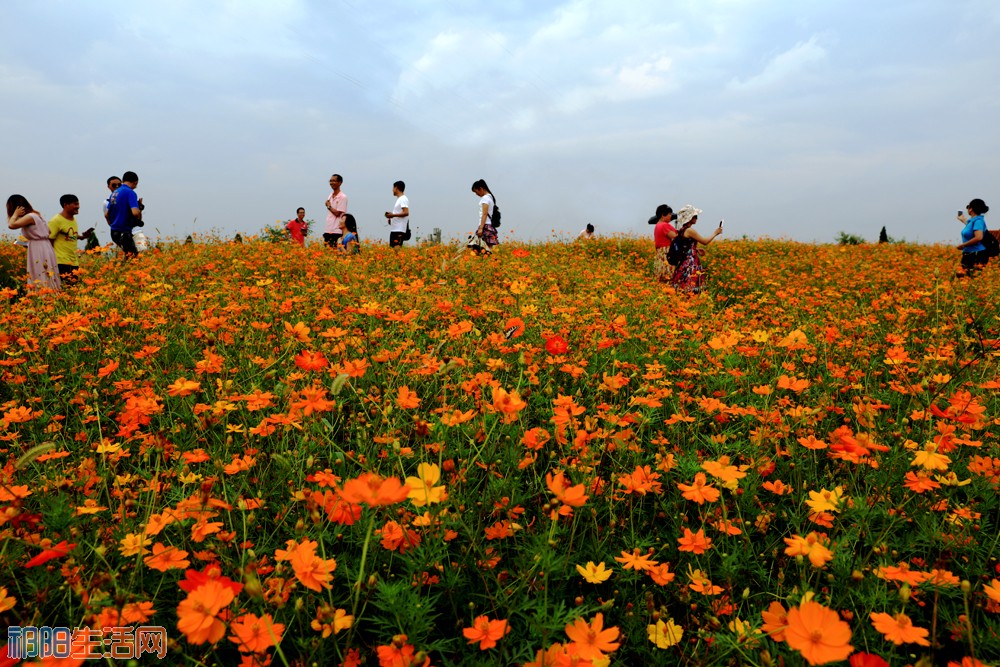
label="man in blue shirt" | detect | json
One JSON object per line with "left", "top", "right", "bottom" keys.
{"left": 107, "top": 171, "right": 144, "bottom": 257}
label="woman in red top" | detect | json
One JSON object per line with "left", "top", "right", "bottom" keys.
{"left": 652, "top": 204, "right": 677, "bottom": 282}
{"left": 286, "top": 207, "right": 307, "bottom": 246}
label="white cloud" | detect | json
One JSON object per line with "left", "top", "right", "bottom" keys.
{"left": 728, "top": 36, "right": 828, "bottom": 91}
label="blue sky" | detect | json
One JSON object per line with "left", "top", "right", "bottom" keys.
{"left": 2, "top": 0, "right": 998, "bottom": 244}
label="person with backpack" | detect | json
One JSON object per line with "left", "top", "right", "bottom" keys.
{"left": 669, "top": 205, "right": 722, "bottom": 294}
{"left": 956, "top": 198, "right": 995, "bottom": 276}
{"left": 385, "top": 180, "right": 410, "bottom": 248}
{"left": 652, "top": 204, "right": 677, "bottom": 282}
{"left": 471, "top": 179, "right": 500, "bottom": 253}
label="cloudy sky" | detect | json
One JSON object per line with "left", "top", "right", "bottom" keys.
{"left": 2, "top": 0, "right": 998, "bottom": 245}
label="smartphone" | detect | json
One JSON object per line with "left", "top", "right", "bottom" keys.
{"left": 957, "top": 210, "right": 962, "bottom": 216}
{"left": 719, "top": 219, "right": 724, "bottom": 229}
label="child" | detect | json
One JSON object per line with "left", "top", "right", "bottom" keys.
{"left": 341, "top": 214, "right": 360, "bottom": 254}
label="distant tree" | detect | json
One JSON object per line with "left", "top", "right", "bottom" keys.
{"left": 836, "top": 232, "right": 865, "bottom": 245}
{"left": 879, "top": 227, "right": 889, "bottom": 244}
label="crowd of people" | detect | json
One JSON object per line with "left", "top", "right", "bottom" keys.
{"left": 284, "top": 176, "right": 501, "bottom": 256}
{"left": 4, "top": 172, "right": 996, "bottom": 295}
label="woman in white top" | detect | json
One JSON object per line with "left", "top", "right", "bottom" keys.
{"left": 470, "top": 179, "right": 499, "bottom": 254}
{"left": 7, "top": 194, "right": 61, "bottom": 291}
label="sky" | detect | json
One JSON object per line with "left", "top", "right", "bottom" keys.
{"left": 2, "top": 0, "right": 999, "bottom": 245}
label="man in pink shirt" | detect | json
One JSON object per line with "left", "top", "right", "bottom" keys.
{"left": 324, "top": 174, "right": 348, "bottom": 247}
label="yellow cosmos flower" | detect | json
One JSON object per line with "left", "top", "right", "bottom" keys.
{"left": 576, "top": 561, "right": 613, "bottom": 584}
{"left": 805, "top": 486, "right": 844, "bottom": 514}
{"left": 406, "top": 463, "right": 448, "bottom": 507}
{"left": 647, "top": 618, "right": 683, "bottom": 648}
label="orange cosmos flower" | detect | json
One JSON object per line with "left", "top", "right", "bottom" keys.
{"left": 869, "top": 611, "right": 930, "bottom": 646}
{"left": 289, "top": 386, "right": 336, "bottom": 416}
{"left": 341, "top": 358, "right": 369, "bottom": 377}
{"left": 0, "top": 587, "right": 16, "bottom": 614}
{"left": 677, "top": 528, "right": 713, "bottom": 554}
{"left": 983, "top": 579, "right": 1000, "bottom": 603}
{"left": 144, "top": 542, "right": 191, "bottom": 572}
{"left": 546, "top": 471, "right": 589, "bottom": 509}
{"left": 762, "top": 479, "right": 792, "bottom": 495}
{"left": 229, "top": 612, "right": 285, "bottom": 653}
{"left": 275, "top": 538, "right": 338, "bottom": 592}
{"left": 167, "top": 378, "right": 201, "bottom": 397}
{"left": 677, "top": 473, "right": 721, "bottom": 504}
{"left": 614, "top": 548, "right": 657, "bottom": 572}
{"left": 283, "top": 320, "right": 311, "bottom": 342}
{"left": 492, "top": 386, "right": 527, "bottom": 422}
{"left": 784, "top": 601, "right": 853, "bottom": 665}
{"left": 440, "top": 408, "right": 476, "bottom": 426}
{"left": 176, "top": 579, "right": 236, "bottom": 645}
{"left": 462, "top": 615, "right": 510, "bottom": 650}
{"left": 617, "top": 465, "right": 663, "bottom": 495}
{"left": 97, "top": 359, "right": 120, "bottom": 378}
{"left": 564, "top": 612, "right": 620, "bottom": 661}
{"left": 376, "top": 635, "right": 429, "bottom": 667}
{"left": 798, "top": 435, "right": 828, "bottom": 450}
{"left": 121, "top": 601, "right": 155, "bottom": 624}
{"left": 311, "top": 604, "right": 354, "bottom": 638}
{"left": 340, "top": 472, "right": 411, "bottom": 506}
{"left": 447, "top": 320, "right": 474, "bottom": 338}
{"left": 777, "top": 375, "right": 810, "bottom": 392}
{"left": 760, "top": 601, "right": 788, "bottom": 641}
{"left": 783, "top": 532, "right": 834, "bottom": 568}
{"left": 395, "top": 385, "right": 421, "bottom": 409}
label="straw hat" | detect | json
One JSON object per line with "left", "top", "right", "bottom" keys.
{"left": 676, "top": 205, "right": 702, "bottom": 227}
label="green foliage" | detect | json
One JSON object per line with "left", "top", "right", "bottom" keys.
{"left": 836, "top": 231, "right": 866, "bottom": 245}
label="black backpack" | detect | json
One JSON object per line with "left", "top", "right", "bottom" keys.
{"left": 666, "top": 233, "right": 691, "bottom": 266}
{"left": 982, "top": 228, "right": 999, "bottom": 258}
{"left": 402, "top": 221, "right": 412, "bottom": 241}
{"left": 490, "top": 203, "right": 501, "bottom": 228}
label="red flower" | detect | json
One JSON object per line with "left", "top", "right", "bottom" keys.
{"left": 294, "top": 350, "right": 328, "bottom": 371}
{"left": 545, "top": 335, "right": 569, "bottom": 355}
{"left": 179, "top": 564, "right": 244, "bottom": 596}
{"left": 850, "top": 653, "right": 890, "bottom": 667}
{"left": 25, "top": 540, "right": 77, "bottom": 568}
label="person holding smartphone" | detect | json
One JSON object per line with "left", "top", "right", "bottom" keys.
{"left": 956, "top": 199, "right": 990, "bottom": 276}
{"left": 48, "top": 194, "right": 94, "bottom": 287}
{"left": 669, "top": 205, "right": 722, "bottom": 294}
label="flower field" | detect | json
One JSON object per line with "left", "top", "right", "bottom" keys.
{"left": 2, "top": 237, "right": 999, "bottom": 667}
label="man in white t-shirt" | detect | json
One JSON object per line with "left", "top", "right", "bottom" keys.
{"left": 324, "top": 174, "right": 348, "bottom": 248}
{"left": 385, "top": 180, "right": 409, "bottom": 247}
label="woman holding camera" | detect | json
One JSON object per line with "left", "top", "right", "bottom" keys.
{"left": 956, "top": 198, "right": 991, "bottom": 276}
